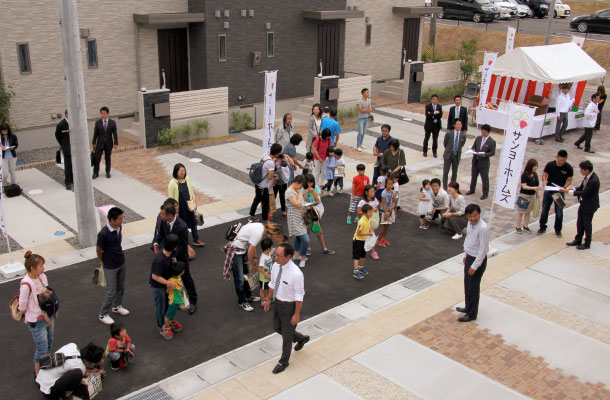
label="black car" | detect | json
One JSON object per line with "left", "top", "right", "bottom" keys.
{"left": 437, "top": 0, "right": 499, "bottom": 23}
{"left": 520, "top": 0, "right": 550, "bottom": 18}
{"left": 570, "top": 9, "right": 610, "bottom": 33}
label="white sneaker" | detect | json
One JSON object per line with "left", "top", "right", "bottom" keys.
{"left": 451, "top": 233, "right": 463, "bottom": 240}
{"left": 248, "top": 296, "right": 261, "bottom": 302}
{"left": 112, "top": 306, "right": 130, "bottom": 316}
{"left": 357, "top": 147, "right": 362, "bottom": 152}
{"left": 99, "top": 314, "right": 115, "bottom": 325}
{"left": 240, "top": 302, "right": 254, "bottom": 312}
{"left": 361, "top": 144, "right": 366, "bottom": 149}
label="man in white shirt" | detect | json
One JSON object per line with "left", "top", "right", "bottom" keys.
{"left": 427, "top": 178, "right": 450, "bottom": 222}
{"left": 457, "top": 204, "right": 489, "bottom": 322}
{"left": 554, "top": 86, "right": 574, "bottom": 142}
{"left": 574, "top": 93, "right": 600, "bottom": 154}
{"left": 264, "top": 243, "right": 309, "bottom": 374}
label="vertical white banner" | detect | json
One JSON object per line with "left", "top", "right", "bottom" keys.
{"left": 506, "top": 26, "right": 516, "bottom": 53}
{"left": 0, "top": 158, "right": 6, "bottom": 237}
{"left": 493, "top": 104, "right": 535, "bottom": 209}
{"left": 571, "top": 36, "right": 585, "bottom": 48}
{"left": 478, "top": 52, "right": 498, "bottom": 111}
{"left": 262, "top": 71, "right": 277, "bottom": 157}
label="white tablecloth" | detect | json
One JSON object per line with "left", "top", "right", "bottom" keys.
{"left": 476, "top": 108, "right": 586, "bottom": 138}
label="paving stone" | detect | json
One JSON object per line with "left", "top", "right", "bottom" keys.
{"left": 381, "top": 283, "right": 416, "bottom": 300}
{"left": 225, "top": 344, "right": 274, "bottom": 371}
{"left": 270, "top": 374, "right": 363, "bottom": 400}
{"left": 159, "top": 371, "right": 209, "bottom": 399}
{"left": 419, "top": 268, "right": 453, "bottom": 283}
{"left": 358, "top": 292, "right": 396, "bottom": 311}
{"left": 335, "top": 302, "right": 373, "bottom": 321}
{"left": 311, "top": 312, "right": 349, "bottom": 333}
{"left": 193, "top": 356, "right": 243, "bottom": 386}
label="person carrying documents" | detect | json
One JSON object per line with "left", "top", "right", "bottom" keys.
{"left": 466, "top": 124, "right": 496, "bottom": 201}
{"left": 537, "top": 150, "right": 574, "bottom": 237}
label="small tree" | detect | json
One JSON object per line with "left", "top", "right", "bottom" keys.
{"left": 0, "top": 79, "right": 15, "bottom": 125}
{"left": 458, "top": 39, "right": 478, "bottom": 81}
{"left": 194, "top": 119, "right": 210, "bottom": 139}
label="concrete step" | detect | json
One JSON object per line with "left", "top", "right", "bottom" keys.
{"left": 120, "top": 128, "right": 142, "bottom": 144}
{"left": 302, "top": 97, "right": 315, "bottom": 107}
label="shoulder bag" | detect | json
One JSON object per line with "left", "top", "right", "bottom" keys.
{"left": 515, "top": 196, "right": 530, "bottom": 210}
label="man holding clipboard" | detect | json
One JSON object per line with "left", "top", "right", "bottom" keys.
{"left": 537, "top": 150, "right": 573, "bottom": 237}
{"left": 466, "top": 124, "right": 495, "bottom": 200}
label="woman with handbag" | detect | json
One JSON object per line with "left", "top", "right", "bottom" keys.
{"left": 302, "top": 174, "right": 335, "bottom": 257}
{"left": 306, "top": 104, "right": 323, "bottom": 152}
{"left": 285, "top": 175, "right": 310, "bottom": 268}
{"left": 17, "top": 251, "right": 55, "bottom": 376}
{"left": 381, "top": 139, "right": 406, "bottom": 178}
{"left": 515, "top": 159, "right": 540, "bottom": 234}
{"left": 168, "top": 163, "right": 205, "bottom": 246}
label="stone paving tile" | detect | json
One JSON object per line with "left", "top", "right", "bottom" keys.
{"left": 402, "top": 309, "right": 610, "bottom": 400}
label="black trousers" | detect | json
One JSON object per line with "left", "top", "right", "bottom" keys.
{"left": 443, "top": 155, "right": 460, "bottom": 190}
{"left": 464, "top": 255, "right": 487, "bottom": 319}
{"left": 575, "top": 127, "right": 594, "bottom": 150}
{"left": 62, "top": 149, "right": 73, "bottom": 186}
{"left": 333, "top": 177, "right": 344, "bottom": 189}
{"left": 250, "top": 186, "right": 269, "bottom": 221}
{"left": 470, "top": 163, "right": 489, "bottom": 195}
{"left": 273, "top": 183, "right": 287, "bottom": 212}
{"left": 273, "top": 300, "right": 306, "bottom": 365}
{"left": 574, "top": 205, "right": 595, "bottom": 246}
{"left": 181, "top": 260, "right": 198, "bottom": 305}
{"left": 46, "top": 368, "right": 85, "bottom": 400}
{"left": 93, "top": 143, "right": 113, "bottom": 174}
{"left": 423, "top": 127, "right": 440, "bottom": 154}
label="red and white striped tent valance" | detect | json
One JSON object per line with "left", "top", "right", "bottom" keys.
{"left": 485, "top": 75, "right": 588, "bottom": 108}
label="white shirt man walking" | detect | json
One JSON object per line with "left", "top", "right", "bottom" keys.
{"left": 456, "top": 204, "right": 489, "bottom": 322}
{"left": 264, "top": 243, "right": 310, "bottom": 374}
{"left": 575, "top": 93, "right": 599, "bottom": 154}
{"left": 555, "top": 86, "right": 574, "bottom": 142}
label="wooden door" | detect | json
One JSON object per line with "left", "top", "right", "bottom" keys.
{"left": 400, "top": 18, "right": 420, "bottom": 79}
{"left": 157, "top": 28, "right": 189, "bottom": 92}
{"left": 318, "top": 22, "right": 341, "bottom": 76}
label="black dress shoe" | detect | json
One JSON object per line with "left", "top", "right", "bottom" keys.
{"left": 294, "top": 336, "right": 310, "bottom": 351}
{"left": 480, "top": 195, "right": 488, "bottom": 200}
{"left": 106, "top": 172, "right": 111, "bottom": 178}
{"left": 575, "top": 143, "right": 582, "bottom": 149}
{"left": 423, "top": 152, "right": 428, "bottom": 157}
{"left": 189, "top": 304, "right": 197, "bottom": 314}
{"left": 465, "top": 191, "right": 475, "bottom": 196}
{"left": 272, "top": 363, "right": 288, "bottom": 374}
{"left": 576, "top": 244, "right": 590, "bottom": 250}
{"left": 92, "top": 173, "right": 98, "bottom": 179}
{"left": 566, "top": 240, "right": 581, "bottom": 247}
{"left": 458, "top": 315, "right": 476, "bottom": 322}
{"left": 585, "top": 149, "right": 595, "bottom": 154}
{"left": 433, "top": 153, "right": 437, "bottom": 158}
{"left": 456, "top": 306, "right": 467, "bottom": 313}
{"left": 66, "top": 184, "right": 73, "bottom": 190}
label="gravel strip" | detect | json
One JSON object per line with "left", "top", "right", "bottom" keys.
{"left": 17, "top": 146, "right": 58, "bottom": 165}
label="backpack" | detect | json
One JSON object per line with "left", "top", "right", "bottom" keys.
{"left": 225, "top": 222, "right": 243, "bottom": 241}
{"left": 39, "top": 352, "right": 80, "bottom": 369}
{"left": 248, "top": 158, "right": 268, "bottom": 185}
{"left": 4, "top": 184, "right": 22, "bottom": 198}
{"left": 9, "top": 282, "right": 32, "bottom": 321}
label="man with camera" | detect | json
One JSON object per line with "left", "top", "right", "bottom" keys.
{"left": 249, "top": 143, "right": 283, "bottom": 223}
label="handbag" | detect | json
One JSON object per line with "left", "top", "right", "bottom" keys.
{"left": 515, "top": 196, "right": 530, "bottom": 210}
{"left": 397, "top": 165, "right": 409, "bottom": 185}
{"left": 187, "top": 199, "right": 197, "bottom": 212}
{"left": 39, "top": 352, "right": 80, "bottom": 369}
{"left": 302, "top": 208, "right": 318, "bottom": 226}
{"left": 90, "top": 151, "right": 95, "bottom": 167}
{"left": 532, "top": 196, "right": 541, "bottom": 218}
{"left": 9, "top": 282, "right": 32, "bottom": 322}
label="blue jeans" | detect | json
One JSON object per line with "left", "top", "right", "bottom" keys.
{"left": 150, "top": 286, "right": 167, "bottom": 330}
{"left": 357, "top": 118, "right": 369, "bottom": 148}
{"left": 28, "top": 316, "right": 54, "bottom": 363}
{"left": 294, "top": 233, "right": 310, "bottom": 256}
{"left": 109, "top": 344, "right": 136, "bottom": 361}
{"left": 539, "top": 191, "right": 564, "bottom": 233}
{"left": 231, "top": 254, "right": 252, "bottom": 305}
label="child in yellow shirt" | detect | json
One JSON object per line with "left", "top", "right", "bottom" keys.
{"left": 352, "top": 204, "right": 374, "bottom": 280}
{"left": 163, "top": 262, "right": 185, "bottom": 340}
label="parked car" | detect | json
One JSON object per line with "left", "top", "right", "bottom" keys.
{"left": 553, "top": 0, "right": 571, "bottom": 18}
{"left": 490, "top": 0, "right": 519, "bottom": 19}
{"left": 520, "top": 0, "right": 549, "bottom": 18}
{"left": 507, "top": 0, "right": 533, "bottom": 17}
{"left": 570, "top": 9, "right": 610, "bottom": 33}
{"left": 437, "top": 0, "right": 500, "bottom": 22}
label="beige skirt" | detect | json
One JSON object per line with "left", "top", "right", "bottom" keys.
{"left": 516, "top": 193, "right": 536, "bottom": 213}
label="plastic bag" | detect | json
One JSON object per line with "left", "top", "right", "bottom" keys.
{"left": 364, "top": 233, "right": 377, "bottom": 252}
{"left": 532, "top": 196, "right": 541, "bottom": 219}
{"left": 310, "top": 221, "right": 321, "bottom": 235}
{"left": 370, "top": 210, "right": 380, "bottom": 231}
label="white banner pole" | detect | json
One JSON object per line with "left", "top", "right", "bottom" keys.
{"left": 262, "top": 70, "right": 278, "bottom": 157}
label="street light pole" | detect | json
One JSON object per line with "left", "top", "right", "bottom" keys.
{"left": 544, "top": 0, "right": 556, "bottom": 45}
{"left": 429, "top": 0, "right": 438, "bottom": 46}
{"left": 58, "top": 0, "right": 99, "bottom": 247}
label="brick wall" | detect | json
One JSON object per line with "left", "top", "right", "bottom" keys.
{"left": 0, "top": 0, "right": 187, "bottom": 132}
{"left": 344, "top": 0, "right": 424, "bottom": 81}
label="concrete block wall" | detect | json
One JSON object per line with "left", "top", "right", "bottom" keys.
{"left": 0, "top": 0, "right": 187, "bottom": 150}
{"left": 422, "top": 60, "right": 463, "bottom": 86}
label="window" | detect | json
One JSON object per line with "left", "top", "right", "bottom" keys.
{"left": 87, "top": 39, "right": 98, "bottom": 68}
{"left": 218, "top": 34, "right": 226, "bottom": 61}
{"left": 365, "top": 24, "right": 372, "bottom": 46}
{"left": 267, "top": 32, "right": 274, "bottom": 57}
{"left": 17, "top": 43, "right": 31, "bottom": 74}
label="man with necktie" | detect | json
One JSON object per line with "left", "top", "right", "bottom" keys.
{"left": 555, "top": 85, "right": 574, "bottom": 142}
{"left": 447, "top": 95, "right": 468, "bottom": 132}
{"left": 264, "top": 243, "right": 309, "bottom": 374}
{"left": 466, "top": 124, "right": 496, "bottom": 200}
{"left": 574, "top": 93, "right": 599, "bottom": 154}
{"left": 423, "top": 94, "right": 443, "bottom": 157}
{"left": 563, "top": 160, "right": 600, "bottom": 250}
{"left": 92, "top": 106, "right": 118, "bottom": 179}
{"left": 442, "top": 120, "right": 467, "bottom": 190}
{"left": 54, "top": 110, "right": 72, "bottom": 190}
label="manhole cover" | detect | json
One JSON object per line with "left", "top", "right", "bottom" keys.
{"left": 28, "top": 189, "right": 43, "bottom": 195}
{"left": 189, "top": 158, "right": 202, "bottom": 163}
{"left": 54, "top": 231, "right": 65, "bottom": 236}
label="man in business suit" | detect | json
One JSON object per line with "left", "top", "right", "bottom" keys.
{"left": 447, "top": 95, "right": 468, "bottom": 132}
{"left": 563, "top": 160, "right": 600, "bottom": 250}
{"left": 442, "top": 120, "right": 467, "bottom": 190}
{"left": 92, "top": 106, "right": 118, "bottom": 179}
{"left": 423, "top": 94, "right": 443, "bottom": 158}
{"left": 466, "top": 124, "right": 496, "bottom": 200}
{"left": 55, "top": 110, "right": 73, "bottom": 190}
{"left": 153, "top": 201, "right": 198, "bottom": 314}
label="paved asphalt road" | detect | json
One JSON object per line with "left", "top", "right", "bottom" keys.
{"left": 425, "top": 12, "right": 610, "bottom": 42}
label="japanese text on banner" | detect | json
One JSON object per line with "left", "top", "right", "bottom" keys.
{"left": 478, "top": 52, "right": 498, "bottom": 111}
{"left": 262, "top": 71, "right": 277, "bottom": 157}
{"left": 493, "top": 104, "right": 535, "bottom": 209}
{"left": 506, "top": 26, "right": 516, "bottom": 54}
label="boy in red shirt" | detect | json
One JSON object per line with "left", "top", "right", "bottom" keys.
{"left": 348, "top": 164, "right": 370, "bottom": 224}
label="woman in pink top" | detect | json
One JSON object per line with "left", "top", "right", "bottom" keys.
{"left": 312, "top": 128, "right": 332, "bottom": 186}
{"left": 18, "top": 251, "right": 55, "bottom": 376}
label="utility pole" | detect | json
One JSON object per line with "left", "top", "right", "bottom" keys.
{"left": 544, "top": 0, "right": 556, "bottom": 45}
{"left": 429, "top": 0, "right": 437, "bottom": 46}
{"left": 58, "top": 0, "right": 99, "bottom": 247}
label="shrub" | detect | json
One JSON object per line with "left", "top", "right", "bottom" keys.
{"left": 156, "top": 127, "right": 176, "bottom": 146}
{"left": 231, "top": 111, "right": 253, "bottom": 131}
{"left": 0, "top": 79, "right": 15, "bottom": 126}
{"left": 421, "top": 82, "right": 466, "bottom": 103}
{"left": 337, "top": 106, "right": 358, "bottom": 125}
{"left": 179, "top": 123, "right": 192, "bottom": 141}
{"left": 194, "top": 119, "right": 211, "bottom": 138}
{"left": 458, "top": 39, "right": 478, "bottom": 81}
